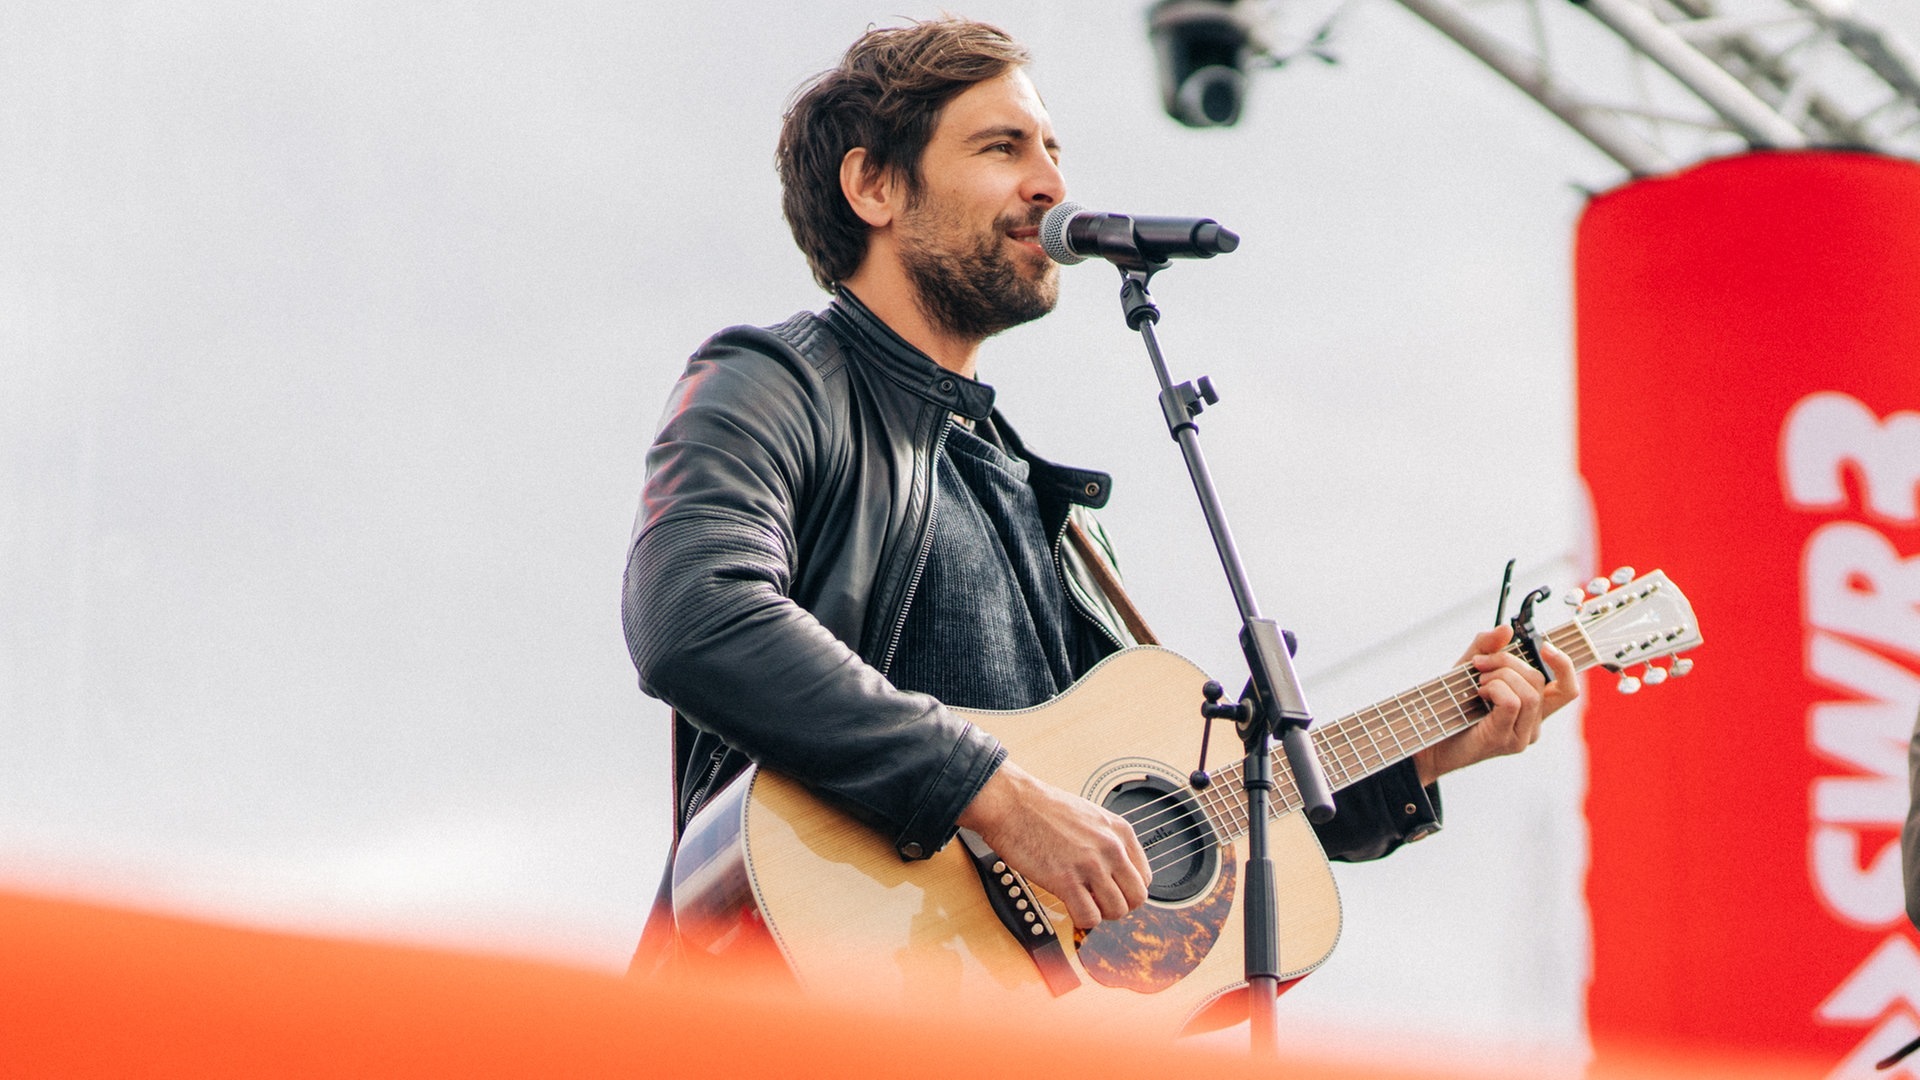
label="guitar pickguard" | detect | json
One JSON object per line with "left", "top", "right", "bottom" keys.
{"left": 1076, "top": 848, "right": 1236, "bottom": 993}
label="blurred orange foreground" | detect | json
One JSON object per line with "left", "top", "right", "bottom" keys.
{"left": 0, "top": 889, "right": 1821, "bottom": 1078}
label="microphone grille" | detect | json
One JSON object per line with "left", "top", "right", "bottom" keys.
{"left": 1038, "top": 202, "right": 1087, "bottom": 265}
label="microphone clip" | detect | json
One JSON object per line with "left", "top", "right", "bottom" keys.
{"left": 1119, "top": 267, "right": 1164, "bottom": 330}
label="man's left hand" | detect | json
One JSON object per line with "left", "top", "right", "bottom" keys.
{"left": 1413, "top": 624, "right": 1578, "bottom": 786}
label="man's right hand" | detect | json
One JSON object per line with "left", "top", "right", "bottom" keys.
{"left": 955, "top": 760, "right": 1151, "bottom": 929}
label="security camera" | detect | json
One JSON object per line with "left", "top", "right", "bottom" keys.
{"left": 1148, "top": 0, "right": 1255, "bottom": 128}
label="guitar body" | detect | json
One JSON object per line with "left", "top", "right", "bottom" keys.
{"left": 671, "top": 647, "right": 1342, "bottom": 1038}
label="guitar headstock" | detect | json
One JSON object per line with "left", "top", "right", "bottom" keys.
{"left": 1567, "top": 568, "right": 1703, "bottom": 693}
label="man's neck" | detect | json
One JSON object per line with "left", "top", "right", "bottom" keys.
{"left": 837, "top": 263, "right": 981, "bottom": 379}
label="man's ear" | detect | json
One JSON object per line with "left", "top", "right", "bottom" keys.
{"left": 840, "top": 147, "right": 898, "bottom": 229}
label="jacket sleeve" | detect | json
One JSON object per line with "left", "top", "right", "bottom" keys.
{"left": 1311, "top": 758, "right": 1443, "bottom": 862}
{"left": 623, "top": 326, "right": 1004, "bottom": 861}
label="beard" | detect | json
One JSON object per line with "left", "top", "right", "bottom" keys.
{"left": 895, "top": 202, "right": 1060, "bottom": 342}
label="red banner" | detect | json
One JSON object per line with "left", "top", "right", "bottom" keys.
{"left": 1578, "top": 151, "right": 1920, "bottom": 1073}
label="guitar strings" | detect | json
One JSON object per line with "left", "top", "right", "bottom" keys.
{"left": 1118, "top": 664, "right": 1483, "bottom": 850}
{"left": 1002, "top": 627, "right": 1579, "bottom": 882}
{"left": 1020, "top": 621, "right": 1616, "bottom": 910}
{"left": 1105, "top": 646, "right": 1577, "bottom": 880}
{"left": 1115, "top": 664, "right": 1495, "bottom": 878}
{"left": 1105, "top": 664, "right": 1489, "bottom": 876}
{"left": 1115, "top": 624, "right": 1597, "bottom": 879}
{"left": 1120, "top": 660, "right": 1490, "bottom": 841}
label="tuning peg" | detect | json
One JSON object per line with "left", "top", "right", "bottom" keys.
{"left": 1587, "top": 577, "right": 1610, "bottom": 596}
{"left": 1670, "top": 657, "right": 1694, "bottom": 677}
{"left": 1563, "top": 590, "right": 1583, "bottom": 607}
{"left": 1643, "top": 665, "right": 1668, "bottom": 686}
{"left": 1609, "top": 566, "right": 1636, "bottom": 585}
{"left": 1617, "top": 674, "right": 1642, "bottom": 694}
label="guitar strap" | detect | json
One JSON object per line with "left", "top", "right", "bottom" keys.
{"left": 1066, "top": 518, "right": 1160, "bottom": 647}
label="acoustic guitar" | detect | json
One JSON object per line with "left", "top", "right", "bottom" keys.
{"left": 670, "top": 569, "right": 1701, "bottom": 1038}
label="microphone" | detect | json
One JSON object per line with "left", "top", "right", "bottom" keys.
{"left": 1038, "top": 201, "right": 1240, "bottom": 267}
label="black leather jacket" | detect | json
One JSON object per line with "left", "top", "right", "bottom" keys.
{"left": 624, "top": 293, "right": 1141, "bottom": 860}
{"left": 623, "top": 292, "right": 1440, "bottom": 865}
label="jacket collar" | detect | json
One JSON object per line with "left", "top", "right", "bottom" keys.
{"left": 990, "top": 407, "right": 1114, "bottom": 510}
{"left": 825, "top": 288, "right": 996, "bottom": 422}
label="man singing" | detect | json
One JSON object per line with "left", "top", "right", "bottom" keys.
{"left": 622, "top": 16, "right": 1576, "bottom": 975}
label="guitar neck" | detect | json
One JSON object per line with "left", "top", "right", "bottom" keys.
{"left": 1182, "top": 620, "right": 1602, "bottom": 842}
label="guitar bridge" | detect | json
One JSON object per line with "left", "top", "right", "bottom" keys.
{"left": 955, "top": 829, "right": 1081, "bottom": 997}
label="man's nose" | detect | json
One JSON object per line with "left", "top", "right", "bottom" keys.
{"left": 1026, "top": 155, "right": 1065, "bottom": 207}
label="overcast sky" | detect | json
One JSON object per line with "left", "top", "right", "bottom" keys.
{"left": 5, "top": 0, "right": 1914, "bottom": 1065}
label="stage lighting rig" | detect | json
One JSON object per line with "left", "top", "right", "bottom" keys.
{"left": 1147, "top": 0, "right": 1339, "bottom": 128}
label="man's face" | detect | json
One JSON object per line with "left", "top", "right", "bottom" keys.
{"left": 893, "top": 70, "right": 1066, "bottom": 342}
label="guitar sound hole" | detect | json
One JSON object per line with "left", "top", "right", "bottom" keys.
{"left": 1103, "top": 777, "right": 1220, "bottom": 904}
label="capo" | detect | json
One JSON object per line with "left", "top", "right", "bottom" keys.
{"left": 1509, "top": 585, "right": 1556, "bottom": 685}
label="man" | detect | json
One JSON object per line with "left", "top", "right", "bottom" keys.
{"left": 622, "top": 17, "right": 1577, "bottom": 971}
{"left": 1906, "top": 712, "right": 1920, "bottom": 929}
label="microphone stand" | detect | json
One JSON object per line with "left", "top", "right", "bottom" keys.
{"left": 1109, "top": 259, "right": 1336, "bottom": 1059}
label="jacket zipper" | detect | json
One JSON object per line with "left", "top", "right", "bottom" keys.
{"left": 877, "top": 417, "right": 952, "bottom": 677}
{"left": 680, "top": 744, "right": 730, "bottom": 831}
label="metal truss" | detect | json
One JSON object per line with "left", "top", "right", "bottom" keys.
{"left": 1386, "top": 0, "right": 1920, "bottom": 174}
{"left": 1247, "top": 0, "right": 1920, "bottom": 175}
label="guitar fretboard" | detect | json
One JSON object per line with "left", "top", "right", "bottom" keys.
{"left": 1180, "top": 621, "right": 1601, "bottom": 843}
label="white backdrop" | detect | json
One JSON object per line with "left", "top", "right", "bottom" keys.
{"left": 7, "top": 0, "right": 1897, "bottom": 1068}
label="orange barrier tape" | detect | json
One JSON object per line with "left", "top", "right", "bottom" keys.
{"left": 0, "top": 889, "right": 1823, "bottom": 1078}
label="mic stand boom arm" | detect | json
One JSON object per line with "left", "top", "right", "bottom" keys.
{"left": 1113, "top": 263, "right": 1336, "bottom": 1059}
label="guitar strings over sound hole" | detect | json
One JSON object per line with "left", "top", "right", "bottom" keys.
{"left": 1103, "top": 776, "right": 1220, "bottom": 904}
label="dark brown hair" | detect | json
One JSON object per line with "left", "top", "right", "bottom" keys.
{"left": 776, "top": 18, "right": 1030, "bottom": 291}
